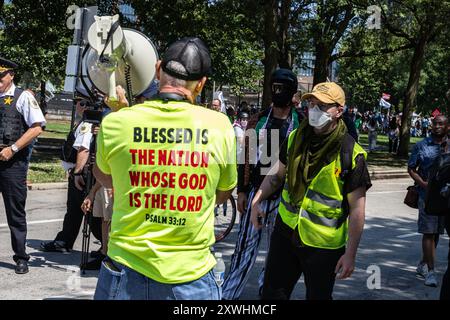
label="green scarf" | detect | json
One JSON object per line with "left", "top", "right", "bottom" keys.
{"left": 287, "top": 119, "right": 347, "bottom": 205}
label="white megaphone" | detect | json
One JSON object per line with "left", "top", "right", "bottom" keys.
{"left": 83, "top": 14, "right": 158, "bottom": 107}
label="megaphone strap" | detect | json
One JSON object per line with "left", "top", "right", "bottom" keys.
{"left": 99, "top": 20, "right": 121, "bottom": 61}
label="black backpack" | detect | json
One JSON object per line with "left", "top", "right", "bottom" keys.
{"left": 425, "top": 152, "right": 450, "bottom": 216}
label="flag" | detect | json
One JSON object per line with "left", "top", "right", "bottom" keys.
{"left": 431, "top": 108, "right": 441, "bottom": 118}
{"left": 379, "top": 98, "right": 391, "bottom": 109}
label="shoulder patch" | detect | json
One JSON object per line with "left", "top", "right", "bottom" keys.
{"left": 80, "top": 124, "right": 90, "bottom": 134}
{"left": 29, "top": 96, "right": 40, "bottom": 109}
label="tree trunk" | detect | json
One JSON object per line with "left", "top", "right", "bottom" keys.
{"left": 313, "top": 41, "right": 330, "bottom": 86}
{"left": 261, "top": 0, "right": 278, "bottom": 109}
{"left": 397, "top": 38, "right": 428, "bottom": 157}
{"left": 278, "top": 0, "right": 292, "bottom": 69}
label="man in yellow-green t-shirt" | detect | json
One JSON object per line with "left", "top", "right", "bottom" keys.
{"left": 93, "top": 37, "right": 237, "bottom": 300}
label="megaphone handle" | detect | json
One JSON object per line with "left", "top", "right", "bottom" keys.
{"left": 109, "top": 72, "right": 117, "bottom": 99}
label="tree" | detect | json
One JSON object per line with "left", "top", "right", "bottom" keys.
{"left": 130, "top": 0, "right": 264, "bottom": 102}
{"left": 377, "top": 0, "right": 450, "bottom": 157}
{"left": 0, "top": 1, "right": 96, "bottom": 94}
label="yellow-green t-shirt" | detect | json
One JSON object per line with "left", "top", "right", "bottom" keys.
{"left": 96, "top": 100, "right": 237, "bottom": 284}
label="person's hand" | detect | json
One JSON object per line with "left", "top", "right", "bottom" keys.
{"left": 0, "top": 147, "right": 14, "bottom": 161}
{"left": 104, "top": 85, "right": 129, "bottom": 111}
{"left": 81, "top": 194, "right": 94, "bottom": 215}
{"left": 250, "top": 200, "right": 265, "bottom": 230}
{"left": 92, "top": 124, "right": 100, "bottom": 136}
{"left": 237, "top": 192, "right": 248, "bottom": 216}
{"left": 335, "top": 253, "right": 355, "bottom": 280}
{"left": 74, "top": 175, "right": 85, "bottom": 191}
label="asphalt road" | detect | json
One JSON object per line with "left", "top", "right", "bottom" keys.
{"left": 0, "top": 178, "right": 448, "bottom": 300}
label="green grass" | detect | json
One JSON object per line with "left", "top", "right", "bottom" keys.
{"left": 28, "top": 152, "right": 66, "bottom": 184}
{"left": 358, "top": 133, "right": 422, "bottom": 169}
{"left": 41, "top": 120, "right": 71, "bottom": 139}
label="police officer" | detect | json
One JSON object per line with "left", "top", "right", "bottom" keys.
{"left": 0, "top": 57, "right": 46, "bottom": 274}
{"left": 40, "top": 94, "right": 98, "bottom": 254}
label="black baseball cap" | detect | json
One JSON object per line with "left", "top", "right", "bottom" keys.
{"left": 161, "top": 37, "right": 211, "bottom": 81}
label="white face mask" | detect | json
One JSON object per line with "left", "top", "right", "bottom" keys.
{"left": 308, "top": 105, "right": 332, "bottom": 129}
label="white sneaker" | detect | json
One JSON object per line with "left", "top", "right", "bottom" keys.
{"left": 416, "top": 262, "right": 428, "bottom": 278}
{"left": 424, "top": 270, "right": 438, "bottom": 287}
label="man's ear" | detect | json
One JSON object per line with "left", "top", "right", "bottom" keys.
{"left": 194, "top": 77, "right": 207, "bottom": 95}
{"left": 155, "top": 61, "right": 162, "bottom": 81}
{"left": 336, "top": 105, "right": 344, "bottom": 118}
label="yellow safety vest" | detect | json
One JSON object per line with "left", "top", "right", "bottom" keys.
{"left": 278, "top": 129, "right": 366, "bottom": 249}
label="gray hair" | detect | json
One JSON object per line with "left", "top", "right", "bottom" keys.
{"left": 160, "top": 61, "right": 198, "bottom": 91}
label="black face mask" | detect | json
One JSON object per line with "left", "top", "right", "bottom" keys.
{"left": 271, "top": 83, "right": 294, "bottom": 108}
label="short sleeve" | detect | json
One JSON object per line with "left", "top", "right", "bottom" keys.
{"left": 73, "top": 122, "right": 93, "bottom": 150}
{"left": 408, "top": 143, "right": 420, "bottom": 169}
{"left": 16, "top": 91, "right": 46, "bottom": 127}
{"left": 95, "top": 124, "right": 111, "bottom": 175}
{"left": 217, "top": 123, "right": 237, "bottom": 191}
{"left": 346, "top": 154, "right": 372, "bottom": 193}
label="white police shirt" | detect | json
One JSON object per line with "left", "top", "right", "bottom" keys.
{"left": 73, "top": 121, "right": 93, "bottom": 151}
{"left": 61, "top": 121, "right": 93, "bottom": 171}
{"left": 0, "top": 83, "right": 46, "bottom": 127}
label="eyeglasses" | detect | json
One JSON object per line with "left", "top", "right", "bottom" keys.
{"left": 306, "top": 100, "right": 338, "bottom": 112}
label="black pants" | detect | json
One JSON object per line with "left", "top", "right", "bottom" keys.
{"left": 262, "top": 226, "right": 345, "bottom": 300}
{"left": 0, "top": 159, "right": 30, "bottom": 262}
{"left": 440, "top": 215, "right": 450, "bottom": 300}
{"left": 388, "top": 138, "right": 398, "bottom": 153}
{"left": 54, "top": 175, "right": 102, "bottom": 248}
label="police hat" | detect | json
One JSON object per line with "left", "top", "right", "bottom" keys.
{"left": 0, "top": 56, "right": 19, "bottom": 72}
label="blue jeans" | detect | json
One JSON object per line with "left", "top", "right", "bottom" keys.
{"left": 94, "top": 257, "right": 221, "bottom": 300}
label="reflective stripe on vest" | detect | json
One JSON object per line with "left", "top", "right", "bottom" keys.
{"left": 300, "top": 208, "right": 339, "bottom": 228}
{"left": 305, "top": 189, "right": 341, "bottom": 209}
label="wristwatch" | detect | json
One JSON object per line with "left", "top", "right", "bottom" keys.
{"left": 10, "top": 144, "right": 19, "bottom": 153}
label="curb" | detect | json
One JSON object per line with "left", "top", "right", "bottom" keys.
{"left": 27, "top": 182, "right": 67, "bottom": 191}
{"left": 369, "top": 170, "right": 409, "bottom": 180}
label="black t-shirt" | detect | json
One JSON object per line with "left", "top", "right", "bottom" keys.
{"left": 249, "top": 114, "right": 293, "bottom": 191}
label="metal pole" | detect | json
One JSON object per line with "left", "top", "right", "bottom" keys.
{"left": 70, "top": 7, "right": 87, "bottom": 132}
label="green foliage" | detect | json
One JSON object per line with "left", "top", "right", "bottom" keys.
{"left": 0, "top": 0, "right": 80, "bottom": 88}
{"left": 129, "top": 0, "right": 264, "bottom": 93}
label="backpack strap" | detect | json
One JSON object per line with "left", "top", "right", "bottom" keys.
{"left": 336, "top": 133, "right": 355, "bottom": 228}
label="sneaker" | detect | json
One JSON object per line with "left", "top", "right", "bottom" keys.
{"left": 424, "top": 270, "right": 438, "bottom": 287}
{"left": 416, "top": 262, "right": 428, "bottom": 278}
{"left": 40, "top": 240, "right": 70, "bottom": 253}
